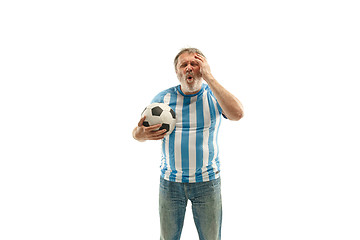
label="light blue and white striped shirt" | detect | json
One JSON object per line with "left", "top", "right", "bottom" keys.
{"left": 151, "top": 83, "right": 226, "bottom": 183}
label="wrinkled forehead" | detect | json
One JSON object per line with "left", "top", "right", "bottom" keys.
{"left": 177, "top": 52, "right": 196, "bottom": 65}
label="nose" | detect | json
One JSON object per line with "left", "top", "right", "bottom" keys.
{"left": 185, "top": 64, "right": 193, "bottom": 72}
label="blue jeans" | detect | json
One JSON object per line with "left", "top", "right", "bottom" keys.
{"left": 159, "top": 177, "right": 222, "bottom": 240}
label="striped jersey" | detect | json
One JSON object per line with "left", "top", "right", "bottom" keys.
{"left": 151, "top": 83, "right": 226, "bottom": 183}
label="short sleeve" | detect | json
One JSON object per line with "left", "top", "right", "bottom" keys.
{"left": 206, "top": 85, "right": 227, "bottom": 119}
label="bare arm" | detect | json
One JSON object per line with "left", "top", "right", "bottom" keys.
{"left": 205, "top": 77, "right": 244, "bottom": 121}
{"left": 194, "top": 54, "right": 244, "bottom": 121}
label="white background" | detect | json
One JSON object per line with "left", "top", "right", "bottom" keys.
{"left": 1, "top": 0, "right": 359, "bottom": 239}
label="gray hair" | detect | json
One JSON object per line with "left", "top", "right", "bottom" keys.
{"left": 173, "top": 48, "right": 206, "bottom": 71}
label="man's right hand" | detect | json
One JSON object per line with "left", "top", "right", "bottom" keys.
{"left": 132, "top": 116, "right": 167, "bottom": 142}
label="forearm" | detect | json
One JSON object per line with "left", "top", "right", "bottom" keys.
{"left": 206, "top": 77, "right": 244, "bottom": 121}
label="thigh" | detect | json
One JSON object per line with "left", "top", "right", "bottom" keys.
{"left": 190, "top": 178, "right": 222, "bottom": 240}
{"left": 159, "top": 177, "right": 187, "bottom": 240}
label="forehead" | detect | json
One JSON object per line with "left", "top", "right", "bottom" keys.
{"left": 177, "top": 52, "right": 196, "bottom": 64}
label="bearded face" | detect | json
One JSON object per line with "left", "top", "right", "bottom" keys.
{"left": 175, "top": 52, "right": 203, "bottom": 94}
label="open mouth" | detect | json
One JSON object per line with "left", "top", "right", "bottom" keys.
{"left": 186, "top": 75, "right": 194, "bottom": 82}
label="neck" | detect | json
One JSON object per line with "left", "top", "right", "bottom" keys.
{"left": 180, "top": 85, "right": 202, "bottom": 95}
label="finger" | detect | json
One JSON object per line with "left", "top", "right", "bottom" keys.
{"left": 153, "top": 135, "right": 166, "bottom": 140}
{"left": 149, "top": 136, "right": 164, "bottom": 140}
{"left": 151, "top": 128, "right": 167, "bottom": 136}
{"left": 194, "top": 55, "right": 203, "bottom": 62}
{"left": 149, "top": 132, "right": 167, "bottom": 140}
{"left": 146, "top": 123, "right": 162, "bottom": 131}
{"left": 146, "top": 129, "right": 167, "bottom": 139}
{"left": 194, "top": 54, "right": 205, "bottom": 62}
{"left": 138, "top": 116, "right": 146, "bottom": 127}
{"left": 195, "top": 57, "right": 207, "bottom": 68}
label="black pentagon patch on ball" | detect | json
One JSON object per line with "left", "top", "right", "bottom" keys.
{"left": 159, "top": 123, "right": 170, "bottom": 132}
{"left": 170, "top": 109, "right": 176, "bottom": 119}
{"left": 143, "top": 121, "right": 150, "bottom": 127}
{"left": 152, "top": 106, "right": 163, "bottom": 116}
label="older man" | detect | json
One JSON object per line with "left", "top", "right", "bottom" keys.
{"left": 133, "top": 48, "right": 243, "bottom": 240}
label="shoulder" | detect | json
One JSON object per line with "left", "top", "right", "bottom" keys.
{"left": 203, "top": 84, "right": 216, "bottom": 98}
{"left": 151, "top": 86, "right": 178, "bottom": 103}
{"left": 203, "top": 84, "right": 226, "bottom": 117}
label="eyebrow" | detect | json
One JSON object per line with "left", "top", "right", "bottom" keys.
{"left": 179, "top": 60, "right": 197, "bottom": 66}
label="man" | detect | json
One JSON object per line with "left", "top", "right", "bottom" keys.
{"left": 132, "top": 48, "right": 243, "bottom": 240}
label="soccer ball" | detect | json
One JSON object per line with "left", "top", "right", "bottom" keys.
{"left": 141, "top": 103, "right": 176, "bottom": 135}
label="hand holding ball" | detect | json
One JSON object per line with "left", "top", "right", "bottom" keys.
{"left": 141, "top": 103, "right": 176, "bottom": 136}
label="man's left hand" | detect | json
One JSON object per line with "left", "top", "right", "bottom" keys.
{"left": 194, "top": 53, "right": 213, "bottom": 82}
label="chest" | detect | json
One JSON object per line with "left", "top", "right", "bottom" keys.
{"left": 168, "top": 94, "right": 218, "bottom": 131}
